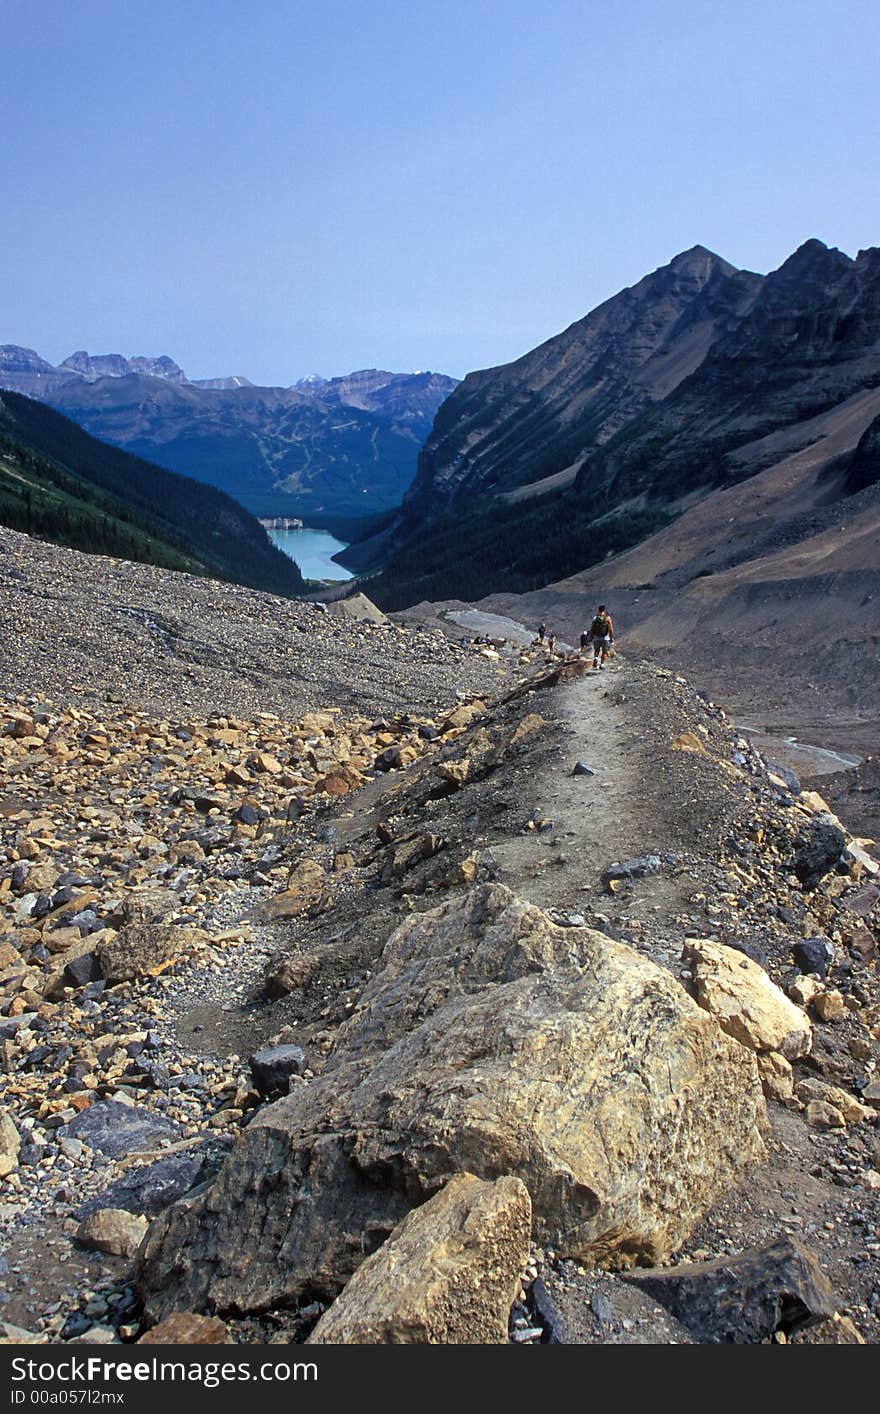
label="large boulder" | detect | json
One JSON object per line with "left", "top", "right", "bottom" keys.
{"left": 138, "top": 886, "right": 766, "bottom": 1321}
{"left": 309, "top": 1174, "right": 530, "bottom": 1344}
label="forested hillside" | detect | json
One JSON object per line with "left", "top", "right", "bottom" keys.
{"left": 0, "top": 392, "right": 305, "bottom": 595}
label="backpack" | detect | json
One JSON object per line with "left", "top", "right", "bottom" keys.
{"left": 592, "top": 613, "right": 611, "bottom": 638}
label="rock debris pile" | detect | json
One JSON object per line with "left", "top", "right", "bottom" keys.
{"left": 0, "top": 532, "right": 878, "bottom": 1346}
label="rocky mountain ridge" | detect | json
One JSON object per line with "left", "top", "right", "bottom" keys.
{"left": 0, "top": 531, "right": 878, "bottom": 1345}
{"left": 369, "top": 239, "right": 880, "bottom": 618}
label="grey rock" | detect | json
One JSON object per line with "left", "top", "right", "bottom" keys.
{"left": 249, "top": 1045, "right": 306, "bottom": 1098}
{"left": 64, "top": 950, "right": 102, "bottom": 989}
{"left": 572, "top": 761, "right": 596, "bottom": 777}
{"left": 793, "top": 937, "right": 835, "bottom": 978}
{"left": 624, "top": 1237, "right": 836, "bottom": 1343}
{"left": 375, "top": 745, "right": 404, "bottom": 771}
{"left": 0, "top": 1014, "right": 37, "bottom": 1040}
{"left": 79, "top": 1152, "right": 209, "bottom": 1218}
{"left": 527, "top": 1276, "right": 566, "bottom": 1342}
{"left": 67, "top": 1101, "right": 179, "bottom": 1160}
{"left": 10, "top": 861, "right": 30, "bottom": 891}
{"left": 601, "top": 854, "right": 663, "bottom": 885}
{"left": 766, "top": 761, "right": 801, "bottom": 793}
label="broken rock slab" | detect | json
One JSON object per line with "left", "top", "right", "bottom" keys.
{"left": 138, "top": 885, "right": 766, "bottom": 1321}
{"left": 624, "top": 1237, "right": 836, "bottom": 1343}
{"left": 309, "top": 1174, "right": 530, "bottom": 1344}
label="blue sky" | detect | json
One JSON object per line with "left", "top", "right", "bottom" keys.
{"left": 3, "top": 0, "right": 878, "bottom": 384}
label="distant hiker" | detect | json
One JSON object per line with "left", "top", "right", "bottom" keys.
{"left": 579, "top": 630, "right": 590, "bottom": 654}
{"left": 537, "top": 622, "right": 546, "bottom": 643}
{"left": 587, "top": 605, "right": 614, "bottom": 669}
{"left": 547, "top": 633, "right": 557, "bottom": 656}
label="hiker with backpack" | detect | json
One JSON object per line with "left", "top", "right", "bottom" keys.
{"left": 587, "top": 605, "right": 614, "bottom": 669}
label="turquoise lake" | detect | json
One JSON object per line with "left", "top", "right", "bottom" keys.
{"left": 268, "top": 526, "right": 354, "bottom": 582}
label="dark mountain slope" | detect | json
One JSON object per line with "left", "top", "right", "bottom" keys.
{"left": 844, "top": 411, "right": 880, "bottom": 495}
{"left": 0, "top": 392, "right": 305, "bottom": 596}
{"left": 581, "top": 241, "right": 880, "bottom": 504}
{"left": 370, "top": 238, "right": 880, "bottom": 610}
{"left": 0, "top": 417, "right": 201, "bottom": 575}
{"left": 401, "top": 247, "right": 762, "bottom": 530}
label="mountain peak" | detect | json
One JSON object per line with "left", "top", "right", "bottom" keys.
{"left": 775, "top": 238, "right": 852, "bottom": 277}
{"left": 667, "top": 245, "right": 737, "bottom": 279}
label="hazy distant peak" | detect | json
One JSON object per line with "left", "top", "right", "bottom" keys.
{"left": 59, "top": 350, "right": 188, "bottom": 383}
{"left": 0, "top": 344, "right": 56, "bottom": 375}
{"left": 191, "top": 375, "right": 254, "bottom": 390}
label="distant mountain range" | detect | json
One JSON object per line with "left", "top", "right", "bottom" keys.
{"left": 0, "top": 349, "right": 458, "bottom": 519}
{"left": 363, "top": 239, "right": 880, "bottom": 607}
{"left": 0, "top": 391, "right": 305, "bottom": 596}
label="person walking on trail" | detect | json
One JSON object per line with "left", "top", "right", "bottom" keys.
{"left": 587, "top": 605, "right": 614, "bottom": 670}
{"left": 537, "top": 622, "right": 546, "bottom": 644}
{"left": 579, "top": 629, "right": 590, "bottom": 655}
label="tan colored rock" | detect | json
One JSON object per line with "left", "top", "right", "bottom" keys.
{"left": 262, "top": 860, "right": 327, "bottom": 921}
{"left": 796, "top": 1080, "right": 871, "bottom": 1124}
{"left": 264, "top": 955, "right": 321, "bottom": 997}
{"left": 672, "top": 731, "right": 708, "bottom": 756}
{"left": 0, "top": 1110, "right": 21, "bottom": 1178}
{"left": 77, "top": 1209, "right": 149, "bottom": 1259}
{"left": 309, "top": 1174, "right": 530, "bottom": 1344}
{"left": 787, "top": 975, "right": 824, "bottom": 1008}
{"left": 435, "top": 760, "right": 470, "bottom": 789}
{"left": 224, "top": 764, "right": 251, "bottom": 786}
{"left": 250, "top": 752, "right": 282, "bottom": 774}
{"left": 799, "top": 791, "right": 835, "bottom": 816}
{"left": 811, "top": 989, "right": 846, "bottom": 1023}
{"left": 122, "top": 890, "right": 177, "bottom": 925}
{"left": 139, "top": 885, "right": 766, "bottom": 1321}
{"left": 756, "top": 1051, "right": 794, "bottom": 1101}
{"left": 300, "top": 711, "right": 337, "bottom": 736}
{"left": 96, "top": 925, "right": 204, "bottom": 984}
{"left": 0, "top": 941, "right": 22, "bottom": 970}
{"left": 327, "top": 594, "right": 389, "bottom": 628}
{"left": 441, "top": 702, "right": 486, "bottom": 733}
{"left": 318, "top": 768, "right": 364, "bottom": 797}
{"left": 138, "top": 1313, "right": 232, "bottom": 1344}
{"left": 502, "top": 713, "right": 546, "bottom": 753}
{"left": 683, "top": 940, "right": 812, "bottom": 1060}
{"left": 805, "top": 1100, "right": 845, "bottom": 1130}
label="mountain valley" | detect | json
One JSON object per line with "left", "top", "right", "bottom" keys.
{"left": 0, "top": 349, "right": 457, "bottom": 520}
